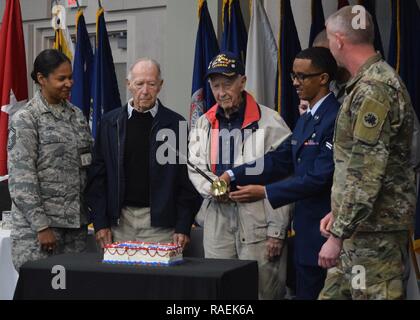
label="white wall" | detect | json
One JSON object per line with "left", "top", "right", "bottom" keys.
{"left": 163, "top": 0, "right": 218, "bottom": 118}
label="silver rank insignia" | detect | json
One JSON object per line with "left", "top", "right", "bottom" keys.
{"left": 326, "top": 142, "right": 333, "bottom": 150}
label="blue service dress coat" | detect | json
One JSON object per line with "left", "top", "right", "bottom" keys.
{"left": 232, "top": 93, "right": 340, "bottom": 266}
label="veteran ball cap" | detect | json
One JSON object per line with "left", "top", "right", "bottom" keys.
{"left": 205, "top": 52, "right": 245, "bottom": 79}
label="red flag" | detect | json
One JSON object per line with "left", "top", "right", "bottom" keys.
{"left": 0, "top": 0, "right": 28, "bottom": 176}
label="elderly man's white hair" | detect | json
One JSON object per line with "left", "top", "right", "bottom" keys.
{"left": 326, "top": 5, "right": 374, "bottom": 45}
{"left": 127, "top": 58, "right": 162, "bottom": 81}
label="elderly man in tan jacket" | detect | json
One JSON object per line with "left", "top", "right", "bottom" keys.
{"left": 188, "top": 52, "right": 292, "bottom": 299}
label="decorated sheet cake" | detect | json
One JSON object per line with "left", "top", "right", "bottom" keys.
{"left": 103, "top": 241, "right": 183, "bottom": 266}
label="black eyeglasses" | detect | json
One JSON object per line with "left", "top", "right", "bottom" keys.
{"left": 290, "top": 72, "right": 324, "bottom": 82}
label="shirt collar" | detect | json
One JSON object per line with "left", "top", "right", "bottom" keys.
{"left": 127, "top": 99, "right": 159, "bottom": 119}
{"left": 215, "top": 93, "right": 246, "bottom": 121}
{"left": 36, "top": 90, "right": 72, "bottom": 120}
{"left": 308, "top": 92, "right": 332, "bottom": 116}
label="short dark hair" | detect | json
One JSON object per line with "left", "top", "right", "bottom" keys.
{"left": 295, "top": 47, "right": 337, "bottom": 82}
{"left": 30, "top": 49, "right": 71, "bottom": 84}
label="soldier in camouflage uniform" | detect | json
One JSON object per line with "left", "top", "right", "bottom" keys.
{"left": 317, "top": 6, "right": 416, "bottom": 299}
{"left": 7, "top": 49, "right": 92, "bottom": 271}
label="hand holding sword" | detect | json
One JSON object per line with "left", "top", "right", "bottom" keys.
{"left": 186, "top": 159, "right": 229, "bottom": 200}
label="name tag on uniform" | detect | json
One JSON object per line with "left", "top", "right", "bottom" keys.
{"left": 79, "top": 147, "right": 92, "bottom": 167}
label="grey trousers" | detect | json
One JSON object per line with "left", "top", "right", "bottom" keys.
{"left": 11, "top": 225, "right": 87, "bottom": 272}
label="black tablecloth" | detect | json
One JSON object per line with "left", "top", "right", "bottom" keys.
{"left": 14, "top": 253, "right": 258, "bottom": 300}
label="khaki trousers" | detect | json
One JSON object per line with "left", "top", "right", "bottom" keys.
{"left": 202, "top": 202, "right": 288, "bottom": 300}
{"left": 112, "top": 206, "right": 174, "bottom": 243}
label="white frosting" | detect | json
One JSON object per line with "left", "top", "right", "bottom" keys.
{"left": 103, "top": 241, "right": 183, "bottom": 266}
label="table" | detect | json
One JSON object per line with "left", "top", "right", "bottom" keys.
{"left": 0, "top": 230, "right": 19, "bottom": 300}
{"left": 14, "top": 253, "right": 258, "bottom": 300}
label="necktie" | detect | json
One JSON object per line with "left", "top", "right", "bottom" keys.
{"left": 303, "top": 112, "right": 313, "bottom": 130}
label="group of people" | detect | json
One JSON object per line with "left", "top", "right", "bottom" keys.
{"left": 6, "top": 6, "right": 417, "bottom": 300}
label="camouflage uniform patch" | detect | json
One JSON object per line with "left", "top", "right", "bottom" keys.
{"left": 354, "top": 96, "right": 389, "bottom": 145}
{"left": 363, "top": 112, "right": 379, "bottom": 128}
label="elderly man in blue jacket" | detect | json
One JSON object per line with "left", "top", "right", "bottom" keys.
{"left": 220, "top": 47, "right": 340, "bottom": 299}
{"left": 87, "top": 58, "right": 199, "bottom": 249}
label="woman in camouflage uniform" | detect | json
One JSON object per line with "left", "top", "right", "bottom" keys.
{"left": 7, "top": 49, "right": 93, "bottom": 271}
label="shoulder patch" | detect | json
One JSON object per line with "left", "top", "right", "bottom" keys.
{"left": 354, "top": 97, "right": 389, "bottom": 145}
{"left": 362, "top": 112, "right": 379, "bottom": 128}
{"left": 8, "top": 127, "right": 16, "bottom": 151}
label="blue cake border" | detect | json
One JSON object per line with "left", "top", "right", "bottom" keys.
{"left": 102, "top": 259, "right": 184, "bottom": 266}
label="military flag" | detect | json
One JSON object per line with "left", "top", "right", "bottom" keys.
{"left": 91, "top": 5, "right": 122, "bottom": 138}
{"left": 357, "top": 0, "right": 384, "bottom": 55}
{"left": 190, "top": 0, "right": 219, "bottom": 127}
{"left": 52, "top": 4, "right": 74, "bottom": 63}
{"left": 70, "top": 8, "right": 94, "bottom": 119}
{"left": 220, "top": 0, "right": 247, "bottom": 64}
{"left": 309, "top": 0, "right": 325, "bottom": 47}
{"left": 388, "top": 0, "right": 420, "bottom": 120}
{"left": 277, "top": 0, "right": 301, "bottom": 130}
{"left": 0, "top": 0, "right": 28, "bottom": 177}
{"left": 245, "top": 0, "right": 278, "bottom": 108}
